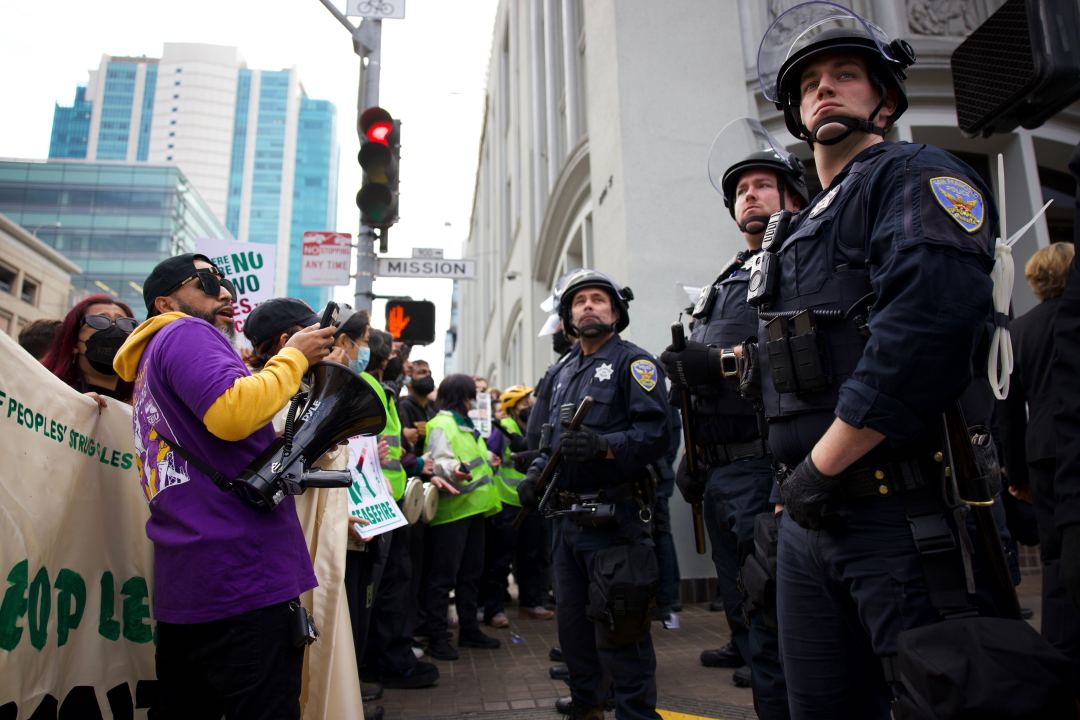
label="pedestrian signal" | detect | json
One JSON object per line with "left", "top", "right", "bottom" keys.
{"left": 385, "top": 299, "right": 435, "bottom": 345}
{"left": 356, "top": 107, "right": 401, "bottom": 228}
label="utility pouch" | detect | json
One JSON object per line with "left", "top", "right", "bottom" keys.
{"left": 969, "top": 425, "right": 1002, "bottom": 498}
{"left": 739, "top": 512, "right": 780, "bottom": 629}
{"left": 788, "top": 310, "right": 829, "bottom": 393}
{"left": 568, "top": 502, "right": 618, "bottom": 528}
{"left": 764, "top": 317, "right": 798, "bottom": 394}
{"left": 586, "top": 544, "right": 658, "bottom": 649}
{"left": 289, "top": 602, "right": 319, "bottom": 648}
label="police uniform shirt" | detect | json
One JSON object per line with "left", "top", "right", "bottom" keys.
{"left": 544, "top": 334, "right": 670, "bottom": 493}
{"left": 761, "top": 141, "right": 997, "bottom": 465}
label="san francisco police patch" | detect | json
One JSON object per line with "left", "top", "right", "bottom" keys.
{"left": 630, "top": 359, "right": 658, "bottom": 392}
{"left": 929, "top": 176, "right": 984, "bottom": 233}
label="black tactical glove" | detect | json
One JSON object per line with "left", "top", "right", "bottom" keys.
{"left": 517, "top": 465, "right": 543, "bottom": 509}
{"left": 779, "top": 454, "right": 840, "bottom": 530}
{"left": 558, "top": 427, "right": 610, "bottom": 462}
{"left": 660, "top": 340, "right": 722, "bottom": 387}
{"left": 1062, "top": 525, "right": 1080, "bottom": 610}
{"left": 675, "top": 454, "right": 706, "bottom": 505}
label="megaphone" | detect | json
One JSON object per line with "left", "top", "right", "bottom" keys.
{"left": 234, "top": 361, "right": 387, "bottom": 511}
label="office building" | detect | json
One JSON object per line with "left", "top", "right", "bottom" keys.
{"left": 0, "top": 159, "right": 230, "bottom": 314}
{"left": 0, "top": 212, "right": 80, "bottom": 336}
{"left": 454, "top": 0, "right": 1079, "bottom": 579}
{"left": 48, "top": 43, "right": 340, "bottom": 308}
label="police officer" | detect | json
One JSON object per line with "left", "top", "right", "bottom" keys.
{"left": 519, "top": 269, "right": 669, "bottom": 720}
{"left": 751, "top": 4, "right": 998, "bottom": 717}
{"left": 660, "top": 117, "right": 807, "bottom": 720}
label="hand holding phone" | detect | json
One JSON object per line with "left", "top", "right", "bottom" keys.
{"left": 319, "top": 301, "right": 340, "bottom": 329}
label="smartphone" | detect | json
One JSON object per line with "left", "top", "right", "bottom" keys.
{"left": 319, "top": 301, "right": 339, "bottom": 328}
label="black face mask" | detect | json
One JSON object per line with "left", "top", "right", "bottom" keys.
{"left": 518, "top": 406, "right": 532, "bottom": 426}
{"left": 83, "top": 326, "right": 129, "bottom": 376}
{"left": 384, "top": 357, "right": 405, "bottom": 382}
{"left": 412, "top": 375, "right": 435, "bottom": 396}
{"left": 552, "top": 328, "right": 572, "bottom": 356}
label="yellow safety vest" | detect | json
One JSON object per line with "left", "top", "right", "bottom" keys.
{"left": 494, "top": 417, "right": 525, "bottom": 507}
{"left": 359, "top": 372, "right": 406, "bottom": 501}
{"left": 426, "top": 410, "right": 500, "bottom": 525}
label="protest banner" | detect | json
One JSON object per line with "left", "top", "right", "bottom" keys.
{"left": 0, "top": 331, "right": 154, "bottom": 718}
{"left": 0, "top": 333, "right": 358, "bottom": 719}
{"left": 345, "top": 436, "right": 407, "bottom": 539}
{"left": 195, "top": 238, "right": 278, "bottom": 339}
{"left": 469, "top": 391, "right": 493, "bottom": 438}
{"left": 301, "top": 232, "right": 352, "bottom": 287}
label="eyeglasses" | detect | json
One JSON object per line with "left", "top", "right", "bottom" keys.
{"left": 169, "top": 268, "right": 236, "bottom": 301}
{"left": 83, "top": 314, "right": 138, "bottom": 333}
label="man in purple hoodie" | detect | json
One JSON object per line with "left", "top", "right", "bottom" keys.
{"left": 114, "top": 253, "right": 335, "bottom": 719}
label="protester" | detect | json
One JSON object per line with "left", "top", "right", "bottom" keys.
{"left": 1000, "top": 241, "right": 1080, "bottom": 694}
{"left": 419, "top": 373, "right": 503, "bottom": 660}
{"left": 480, "top": 385, "right": 554, "bottom": 628}
{"left": 18, "top": 317, "right": 60, "bottom": 360}
{"left": 42, "top": 293, "right": 137, "bottom": 403}
{"left": 114, "top": 253, "right": 336, "bottom": 718}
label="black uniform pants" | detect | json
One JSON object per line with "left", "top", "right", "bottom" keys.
{"left": 344, "top": 546, "right": 379, "bottom": 676}
{"left": 155, "top": 599, "right": 303, "bottom": 720}
{"left": 364, "top": 525, "right": 420, "bottom": 678}
{"left": 421, "top": 513, "right": 486, "bottom": 639}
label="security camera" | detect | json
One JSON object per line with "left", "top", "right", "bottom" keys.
{"left": 506, "top": 271, "right": 520, "bottom": 281}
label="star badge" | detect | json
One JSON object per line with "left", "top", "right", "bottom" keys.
{"left": 594, "top": 362, "right": 614, "bottom": 382}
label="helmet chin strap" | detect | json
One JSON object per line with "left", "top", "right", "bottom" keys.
{"left": 738, "top": 215, "right": 771, "bottom": 234}
{"left": 805, "top": 78, "right": 889, "bottom": 146}
{"left": 574, "top": 321, "right": 616, "bottom": 338}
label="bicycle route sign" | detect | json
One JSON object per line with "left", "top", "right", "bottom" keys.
{"left": 346, "top": 0, "right": 405, "bottom": 20}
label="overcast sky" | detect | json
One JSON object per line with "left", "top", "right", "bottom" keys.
{"left": 0, "top": 0, "right": 500, "bottom": 380}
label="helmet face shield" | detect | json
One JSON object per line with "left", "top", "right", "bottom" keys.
{"left": 757, "top": 2, "right": 899, "bottom": 104}
{"left": 707, "top": 117, "right": 795, "bottom": 195}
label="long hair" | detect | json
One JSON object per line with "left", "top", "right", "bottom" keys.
{"left": 41, "top": 294, "right": 135, "bottom": 398}
{"left": 436, "top": 373, "right": 478, "bottom": 415}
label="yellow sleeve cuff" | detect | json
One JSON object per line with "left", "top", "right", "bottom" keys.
{"left": 202, "top": 347, "right": 310, "bottom": 441}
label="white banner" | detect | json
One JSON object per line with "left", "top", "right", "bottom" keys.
{"left": 301, "top": 232, "right": 352, "bottom": 287}
{"left": 196, "top": 238, "right": 278, "bottom": 339}
{"left": 469, "top": 391, "right": 493, "bottom": 439}
{"left": 0, "top": 333, "right": 359, "bottom": 719}
{"left": 345, "top": 436, "right": 407, "bottom": 539}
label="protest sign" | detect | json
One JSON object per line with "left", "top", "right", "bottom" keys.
{"left": 195, "top": 238, "right": 278, "bottom": 339}
{"left": 469, "top": 391, "right": 493, "bottom": 438}
{"left": 301, "top": 232, "right": 352, "bottom": 287}
{"left": 345, "top": 436, "right": 407, "bottom": 539}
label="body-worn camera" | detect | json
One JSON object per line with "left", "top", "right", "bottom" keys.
{"left": 746, "top": 210, "right": 792, "bottom": 307}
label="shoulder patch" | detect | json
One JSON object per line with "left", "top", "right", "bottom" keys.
{"left": 630, "top": 359, "right": 658, "bottom": 392}
{"left": 929, "top": 176, "right": 985, "bottom": 233}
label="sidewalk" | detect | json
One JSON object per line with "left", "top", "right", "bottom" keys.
{"left": 378, "top": 571, "right": 1043, "bottom": 720}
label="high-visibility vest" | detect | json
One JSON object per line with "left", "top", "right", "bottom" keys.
{"left": 494, "top": 417, "right": 525, "bottom": 507}
{"left": 359, "top": 372, "right": 406, "bottom": 501}
{"left": 426, "top": 410, "right": 500, "bottom": 526}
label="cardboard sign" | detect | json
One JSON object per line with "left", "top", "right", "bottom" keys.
{"left": 196, "top": 238, "right": 278, "bottom": 340}
{"left": 345, "top": 435, "right": 407, "bottom": 539}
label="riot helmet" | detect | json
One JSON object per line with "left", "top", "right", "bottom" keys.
{"left": 557, "top": 268, "right": 633, "bottom": 338}
{"left": 707, "top": 117, "right": 810, "bottom": 232}
{"left": 757, "top": 2, "right": 915, "bottom": 145}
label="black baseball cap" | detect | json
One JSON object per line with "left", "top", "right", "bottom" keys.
{"left": 143, "top": 253, "right": 216, "bottom": 316}
{"left": 244, "top": 298, "right": 320, "bottom": 348}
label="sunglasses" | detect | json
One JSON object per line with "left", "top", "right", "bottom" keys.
{"left": 169, "top": 268, "right": 237, "bottom": 301}
{"left": 84, "top": 314, "right": 138, "bottom": 333}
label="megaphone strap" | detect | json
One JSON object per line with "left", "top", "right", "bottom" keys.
{"left": 155, "top": 429, "right": 234, "bottom": 493}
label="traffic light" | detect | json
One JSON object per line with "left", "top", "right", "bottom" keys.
{"left": 357, "top": 107, "right": 401, "bottom": 229}
{"left": 386, "top": 299, "right": 436, "bottom": 345}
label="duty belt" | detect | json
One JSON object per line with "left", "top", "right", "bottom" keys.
{"left": 833, "top": 456, "right": 929, "bottom": 501}
{"left": 701, "top": 438, "right": 767, "bottom": 467}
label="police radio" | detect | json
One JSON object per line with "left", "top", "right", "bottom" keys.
{"left": 746, "top": 210, "right": 791, "bottom": 307}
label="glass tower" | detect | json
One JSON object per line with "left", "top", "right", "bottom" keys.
{"left": 48, "top": 45, "right": 340, "bottom": 308}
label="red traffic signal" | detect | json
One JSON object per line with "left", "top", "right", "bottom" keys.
{"left": 357, "top": 107, "right": 401, "bottom": 229}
